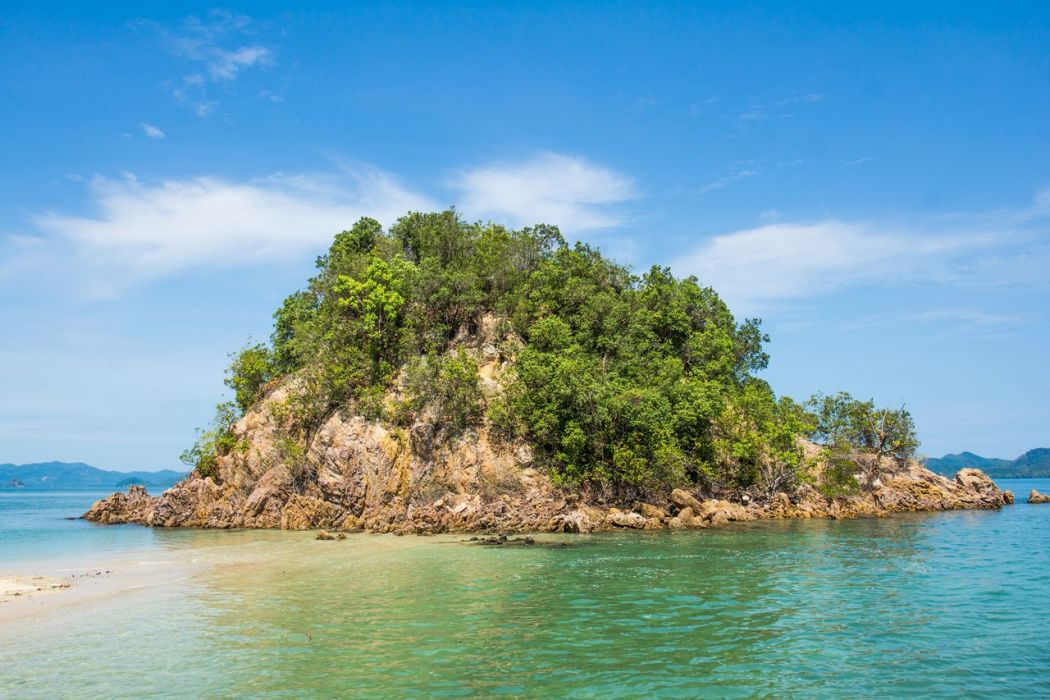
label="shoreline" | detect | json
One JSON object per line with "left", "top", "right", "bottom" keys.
{"left": 83, "top": 464, "right": 1009, "bottom": 535}
{"left": 3, "top": 487, "right": 1014, "bottom": 624}
{"left": 0, "top": 554, "right": 198, "bottom": 624}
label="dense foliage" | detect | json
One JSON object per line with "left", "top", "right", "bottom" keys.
{"left": 188, "top": 210, "right": 920, "bottom": 497}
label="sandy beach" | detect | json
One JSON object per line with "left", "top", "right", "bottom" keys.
{"left": 0, "top": 575, "right": 71, "bottom": 599}
{"left": 0, "top": 558, "right": 194, "bottom": 624}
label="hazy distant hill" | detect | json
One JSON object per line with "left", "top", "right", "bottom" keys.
{"left": 927, "top": 449, "right": 1050, "bottom": 478}
{"left": 0, "top": 461, "right": 185, "bottom": 490}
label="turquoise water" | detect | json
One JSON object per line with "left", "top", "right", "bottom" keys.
{"left": 0, "top": 490, "right": 162, "bottom": 565}
{"left": 2, "top": 481, "right": 1049, "bottom": 698}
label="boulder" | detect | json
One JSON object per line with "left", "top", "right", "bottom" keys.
{"left": 607, "top": 510, "right": 647, "bottom": 529}
{"left": 1003, "top": 490, "right": 1015, "bottom": 505}
{"left": 636, "top": 502, "right": 668, "bottom": 520}
{"left": 82, "top": 485, "right": 157, "bottom": 525}
{"left": 696, "top": 499, "right": 753, "bottom": 526}
{"left": 547, "top": 509, "right": 594, "bottom": 533}
{"left": 670, "top": 488, "right": 703, "bottom": 514}
{"left": 1028, "top": 489, "right": 1050, "bottom": 504}
{"left": 955, "top": 468, "right": 996, "bottom": 491}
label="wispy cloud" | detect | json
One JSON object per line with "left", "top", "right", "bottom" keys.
{"left": 8, "top": 152, "right": 637, "bottom": 293}
{"left": 26, "top": 166, "right": 436, "bottom": 288}
{"left": 838, "top": 307, "right": 1030, "bottom": 332}
{"left": 843, "top": 156, "right": 873, "bottom": 167}
{"left": 905, "top": 308, "right": 1028, "bottom": 326}
{"left": 673, "top": 190, "right": 1050, "bottom": 313}
{"left": 451, "top": 152, "right": 637, "bottom": 231}
{"left": 674, "top": 221, "right": 975, "bottom": 310}
{"left": 141, "top": 123, "right": 165, "bottom": 139}
{"left": 733, "top": 93, "right": 825, "bottom": 135}
{"left": 698, "top": 161, "right": 763, "bottom": 194}
{"left": 151, "top": 9, "right": 276, "bottom": 117}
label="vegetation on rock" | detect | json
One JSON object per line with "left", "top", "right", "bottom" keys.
{"left": 184, "top": 210, "right": 920, "bottom": 499}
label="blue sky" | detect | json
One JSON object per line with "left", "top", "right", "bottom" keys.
{"left": 2, "top": 1, "right": 1048, "bottom": 470}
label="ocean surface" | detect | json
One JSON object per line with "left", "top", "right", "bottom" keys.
{"left": 2, "top": 480, "right": 1049, "bottom": 698}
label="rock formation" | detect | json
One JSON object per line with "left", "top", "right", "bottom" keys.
{"left": 83, "top": 317, "right": 1006, "bottom": 534}
{"left": 1028, "top": 489, "right": 1050, "bottom": 504}
{"left": 84, "top": 391, "right": 1005, "bottom": 533}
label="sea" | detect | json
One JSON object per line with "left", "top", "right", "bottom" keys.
{"left": 1, "top": 480, "right": 1049, "bottom": 698}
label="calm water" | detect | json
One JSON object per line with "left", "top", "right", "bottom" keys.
{"left": 2, "top": 481, "right": 1049, "bottom": 698}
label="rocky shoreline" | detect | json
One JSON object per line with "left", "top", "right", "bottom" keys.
{"left": 84, "top": 463, "right": 1007, "bottom": 535}
{"left": 82, "top": 317, "right": 1010, "bottom": 536}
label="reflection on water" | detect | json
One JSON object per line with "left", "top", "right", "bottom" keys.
{"left": 2, "top": 481, "right": 1050, "bottom": 698}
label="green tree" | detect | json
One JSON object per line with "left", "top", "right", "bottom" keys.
{"left": 226, "top": 343, "right": 276, "bottom": 413}
{"left": 187, "top": 210, "right": 920, "bottom": 498}
{"left": 179, "top": 401, "right": 241, "bottom": 480}
{"left": 806, "top": 392, "right": 919, "bottom": 488}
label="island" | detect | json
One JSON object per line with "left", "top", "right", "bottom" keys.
{"left": 86, "top": 211, "right": 1006, "bottom": 532}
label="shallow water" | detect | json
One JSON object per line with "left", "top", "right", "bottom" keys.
{"left": 2, "top": 481, "right": 1049, "bottom": 698}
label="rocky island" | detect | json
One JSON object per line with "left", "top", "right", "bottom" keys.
{"left": 86, "top": 211, "right": 1007, "bottom": 533}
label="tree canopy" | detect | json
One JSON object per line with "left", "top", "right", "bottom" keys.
{"left": 189, "top": 210, "right": 920, "bottom": 496}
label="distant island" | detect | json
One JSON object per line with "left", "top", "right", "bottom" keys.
{"left": 0, "top": 462, "right": 186, "bottom": 490}
{"left": 926, "top": 449, "right": 1050, "bottom": 479}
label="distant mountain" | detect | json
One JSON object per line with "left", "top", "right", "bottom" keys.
{"left": 926, "top": 452, "right": 1011, "bottom": 473}
{"left": 927, "top": 449, "right": 1050, "bottom": 478}
{"left": 0, "top": 461, "right": 186, "bottom": 490}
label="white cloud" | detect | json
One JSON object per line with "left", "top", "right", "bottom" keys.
{"left": 29, "top": 166, "right": 437, "bottom": 282}
{"left": 451, "top": 152, "right": 636, "bottom": 231}
{"left": 157, "top": 10, "right": 276, "bottom": 117}
{"left": 204, "top": 45, "right": 273, "bottom": 81}
{"left": 674, "top": 221, "right": 985, "bottom": 312}
{"left": 141, "top": 123, "right": 166, "bottom": 139}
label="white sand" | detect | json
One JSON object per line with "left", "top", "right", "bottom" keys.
{"left": 0, "top": 561, "right": 187, "bottom": 624}
{"left": 0, "top": 575, "right": 71, "bottom": 600}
